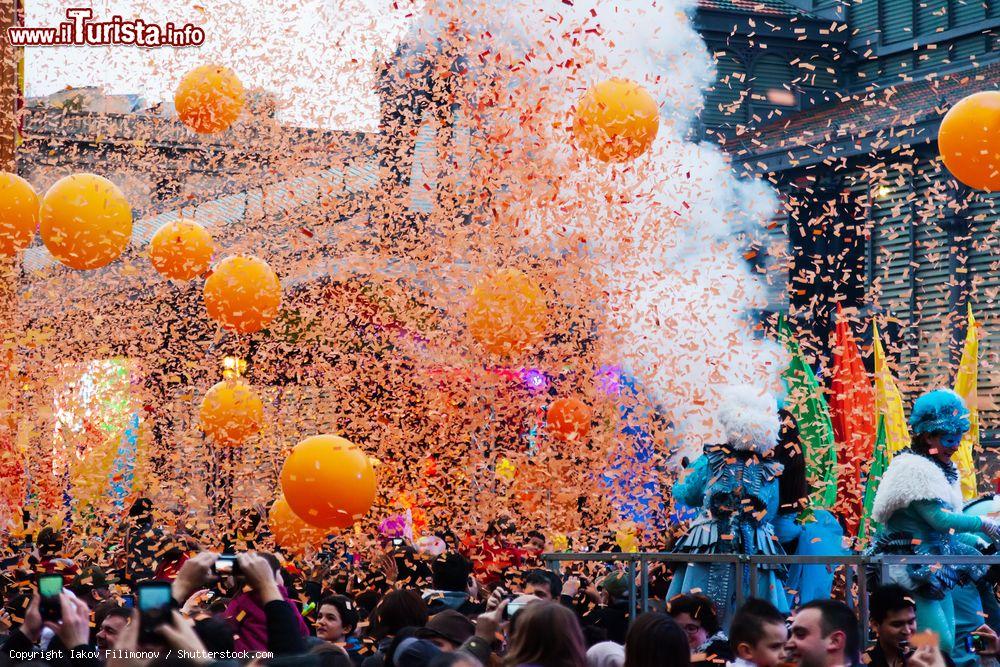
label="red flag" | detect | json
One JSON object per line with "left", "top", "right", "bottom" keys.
{"left": 829, "top": 305, "right": 875, "bottom": 538}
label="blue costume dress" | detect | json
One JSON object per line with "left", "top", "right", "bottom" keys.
{"left": 870, "top": 448, "right": 988, "bottom": 655}
{"left": 668, "top": 443, "right": 789, "bottom": 621}
{"left": 773, "top": 509, "right": 847, "bottom": 606}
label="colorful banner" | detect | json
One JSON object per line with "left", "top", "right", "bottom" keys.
{"left": 873, "top": 321, "right": 909, "bottom": 457}
{"left": 829, "top": 306, "right": 875, "bottom": 537}
{"left": 860, "top": 414, "right": 889, "bottom": 541}
{"left": 778, "top": 316, "right": 838, "bottom": 510}
{"left": 953, "top": 304, "right": 979, "bottom": 500}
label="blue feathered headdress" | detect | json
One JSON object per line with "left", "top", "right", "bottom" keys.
{"left": 909, "top": 389, "right": 971, "bottom": 436}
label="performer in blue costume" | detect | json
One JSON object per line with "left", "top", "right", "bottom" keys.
{"left": 870, "top": 389, "right": 1000, "bottom": 656}
{"left": 668, "top": 386, "right": 789, "bottom": 622}
{"left": 772, "top": 408, "right": 847, "bottom": 606}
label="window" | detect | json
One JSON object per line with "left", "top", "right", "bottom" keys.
{"left": 750, "top": 54, "right": 797, "bottom": 123}
{"left": 881, "top": 0, "right": 915, "bottom": 44}
{"left": 796, "top": 57, "right": 841, "bottom": 108}
{"left": 702, "top": 50, "right": 749, "bottom": 129}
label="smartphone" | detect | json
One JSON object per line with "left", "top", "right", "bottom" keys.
{"left": 38, "top": 574, "right": 63, "bottom": 622}
{"left": 137, "top": 582, "right": 173, "bottom": 643}
{"left": 215, "top": 554, "right": 240, "bottom": 576}
{"left": 120, "top": 594, "right": 135, "bottom": 609}
{"left": 965, "top": 635, "right": 989, "bottom": 653}
{"left": 391, "top": 537, "right": 405, "bottom": 547}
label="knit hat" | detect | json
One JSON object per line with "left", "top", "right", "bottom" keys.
{"left": 587, "top": 641, "right": 626, "bottom": 667}
{"left": 600, "top": 571, "right": 629, "bottom": 600}
{"left": 910, "top": 389, "right": 971, "bottom": 436}
{"left": 417, "top": 610, "right": 475, "bottom": 646}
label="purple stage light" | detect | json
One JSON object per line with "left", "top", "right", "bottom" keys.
{"left": 520, "top": 368, "right": 549, "bottom": 394}
{"left": 597, "top": 365, "right": 623, "bottom": 395}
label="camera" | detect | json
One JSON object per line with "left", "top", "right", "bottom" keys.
{"left": 215, "top": 554, "right": 241, "bottom": 576}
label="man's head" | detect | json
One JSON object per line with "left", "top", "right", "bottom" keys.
{"left": 869, "top": 585, "right": 917, "bottom": 655}
{"left": 599, "top": 572, "right": 629, "bottom": 605}
{"left": 96, "top": 607, "right": 132, "bottom": 651}
{"left": 668, "top": 593, "right": 721, "bottom": 651}
{"left": 524, "top": 530, "right": 546, "bottom": 553}
{"left": 71, "top": 567, "right": 112, "bottom": 609}
{"left": 787, "top": 600, "right": 859, "bottom": 667}
{"left": 729, "top": 598, "right": 788, "bottom": 667}
{"left": 523, "top": 569, "right": 562, "bottom": 600}
{"left": 432, "top": 553, "right": 472, "bottom": 593}
{"left": 35, "top": 527, "right": 63, "bottom": 559}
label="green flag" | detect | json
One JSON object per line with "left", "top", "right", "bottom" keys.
{"left": 779, "top": 317, "right": 838, "bottom": 509}
{"left": 860, "top": 414, "right": 889, "bottom": 542}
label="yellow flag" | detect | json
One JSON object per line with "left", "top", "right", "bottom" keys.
{"left": 873, "top": 322, "right": 909, "bottom": 457}
{"left": 953, "top": 304, "right": 979, "bottom": 500}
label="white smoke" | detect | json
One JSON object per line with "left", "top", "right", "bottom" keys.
{"left": 395, "top": 0, "right": 786, "bottom": 452}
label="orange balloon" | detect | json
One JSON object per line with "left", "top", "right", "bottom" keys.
{"left": 547, "top": 397, "right": 592, "bottom": 442}
{"left": 573, "top": 79, "right": 660, "bottom": 162}
{"left": 175, "top": 65, "right": 246, "bottom": 134}
{"left": 203, "top": 255, "right": 282, "bottom": 334}
{"left": 199, "top": 379, "right": 264, "bottom": 446}
{"left": 279, "top": 434, "right": 376, "bottom": 529}
{"left": 0, "top": 172, "right": 39, "bottom": 256}
{"left": 269, "top": 495, "right": 328, "bottom": 552}
{"left": 466, "top": 268, "right": 547, "bottom": 356}
{"left": 39, "top": 174, "right": 132, "bottom": 270}
{"left": 938, "top": 91, "right": 1000, "bottom": 191}
{"left": 149, "top": 219, "right": 214, "bottom": 280}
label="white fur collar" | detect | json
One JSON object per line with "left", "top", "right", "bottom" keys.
{"left": 871, "top": 451, "right": 963, "bottom": 524}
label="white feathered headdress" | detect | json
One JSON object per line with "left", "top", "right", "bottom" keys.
{"left": 716, "top": 385, "right": 780, "bottom": 453}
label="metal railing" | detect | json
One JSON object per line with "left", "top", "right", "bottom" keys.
{"left": 542, "top": 552, "right": 1000, "bottom": 637}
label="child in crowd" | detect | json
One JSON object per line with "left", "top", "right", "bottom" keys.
{"left": 728, "top": 598, "right": 789, "bottom": 667}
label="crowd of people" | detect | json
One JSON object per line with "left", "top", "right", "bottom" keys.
{"left": 2, "top": 503, "right": 1000, "bottom": 667}
{"left": 3, "top": 386, "right": 998, "bottom": 667}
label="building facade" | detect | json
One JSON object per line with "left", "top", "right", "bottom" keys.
{"left": 695, "top": 0, "right": 998, "bottom": 451}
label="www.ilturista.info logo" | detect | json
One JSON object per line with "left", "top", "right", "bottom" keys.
{"left": 7, "top": 8, "right": 205, "bottom": 47}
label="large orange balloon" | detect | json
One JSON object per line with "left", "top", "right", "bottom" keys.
{"left": 175, "top": 65, "right": 246, "bottom": 134}
{"left": 573, "top": 79, "right": 660, "bottom": 163}
{"left": 466, "top": 268, "right": 547, "bottom": 356}
{"left": 149, "top": 219, "right": 214, "bottom": 281}
{"left": 280, "top": 434, "right": 376, "bottom": 529}
{"left": 203, "top": 255, "right": 282, "bottom": 334}
{"left": 39, "top": 174, "right": 132, "bottom": 270}
{"left": 0, "top": 172, "right": 39, "bottom": 256}
{"left": 199, "top": 379, "right": 264, "bottom": 446}
{"left": 547, "top": 397, "right": 592, "bottom": 442}
{"left": 269, "top": 495, "right": 328, "bottom": 552}
{"left": 938, "top": 91, "right": 1000, "bottom": 191}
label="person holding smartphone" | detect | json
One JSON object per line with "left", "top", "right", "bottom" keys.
{"left": 0, "top": 589, "right": 96, "bottom": 664}
{"left": 223, "top": 552, "right": 310, "bottom": 654}
{"left": 865, "top": 585, "right": 919, "bottom": 667}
